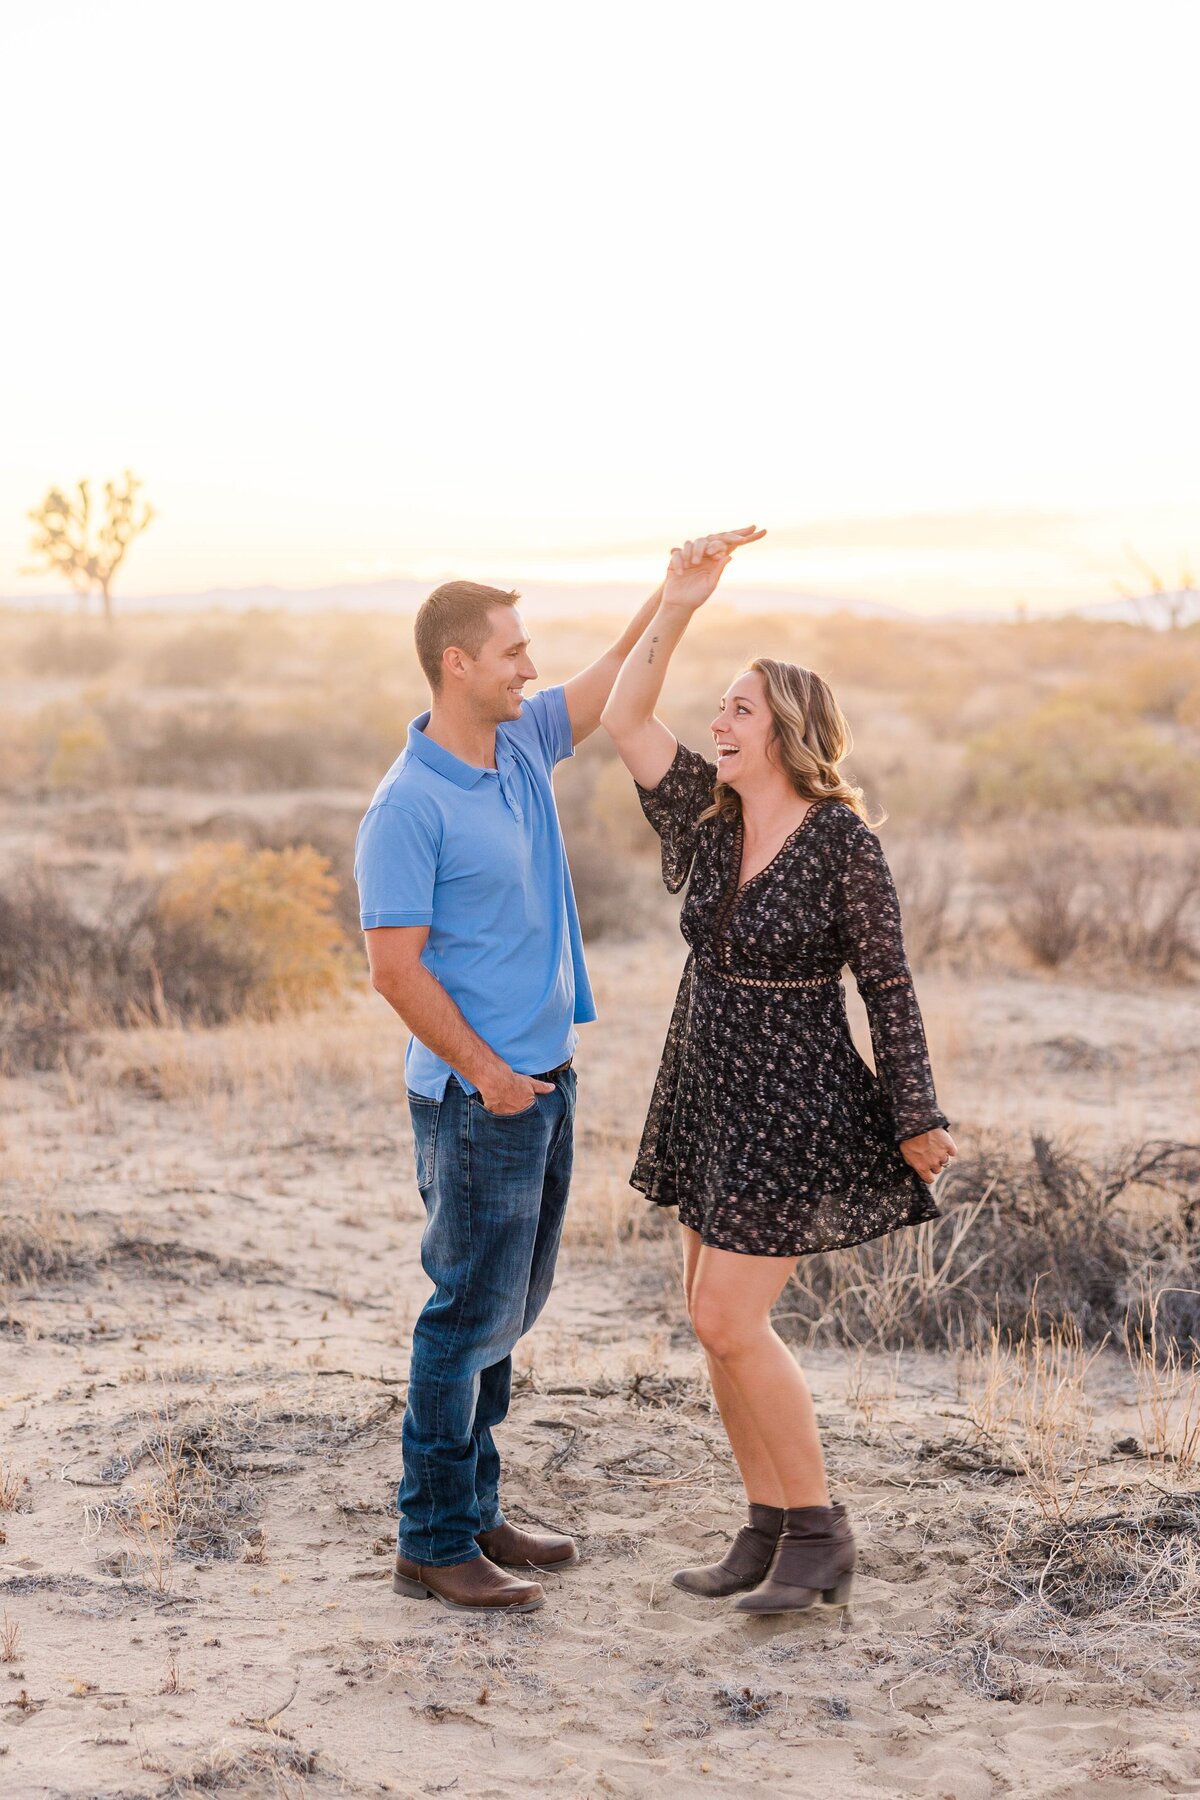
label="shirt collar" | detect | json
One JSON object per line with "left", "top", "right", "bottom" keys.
{"left": 405, "top": 713, "right": 511, "bottom": 790}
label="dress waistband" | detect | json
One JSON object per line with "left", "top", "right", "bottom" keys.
{"left": 698, "top": 963, "right": 841, "bottom": 991}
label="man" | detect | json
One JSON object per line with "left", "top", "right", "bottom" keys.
{"left": 355, "top": 536, "right": 758, "bottom": 1612}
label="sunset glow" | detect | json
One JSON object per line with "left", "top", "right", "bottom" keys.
{"left": 2, "top": 0, "right": 1196, "bottom": 615}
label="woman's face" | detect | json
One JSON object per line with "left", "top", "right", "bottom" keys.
{"left": 710, "top": 669, "right": 774, "bottom": 786}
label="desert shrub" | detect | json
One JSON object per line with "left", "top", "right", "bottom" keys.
{"left": 90, "top": 691, "right": 402, "bottom": 792}
{"left": 986, "top": 831, "right": 1200, "bottom": 978}
{"left": 560, "top": 826, "right": 652, "bottom": 941}
{"left": 110, "top": 703, "right": 327, "bottom": 790}
{"left": 851, "top": 740, "right": 968, "bottom": 830}
{"left": 579, "top": 748, "right": 662, "bottom": 858}
{"left": 141, "top": 622, "right": 246, "bottom": 687}
{"left": 155, "top": 841, "right": 346, "bottom": 1015}
{"left": 137, "top": 903, "right": 266, "bottom": 1026}
{"left": 260, "top": 805, "right": 361, "bottom": 933}
{"left": 0, "top": 1211, "right": 87, "bottom": 1287}
{"left": 902, "top": 667, "right": 981, "bottom": 740}
{"left": 3, "top": 697, "right": 127, "bottom": 796}
{"left": 965, "top": 692, "right": 1199, "bottom": 823}
{"left": 986, "top": 616, "right": 1151, "bottom": 679}
{"left": 0, "top": 872, "right": 82, "bottom": 997}
{"left": 783, "top": 1134, "right": 1200, "bottom": 1352}
{"left": 0, "top": 715, "right": 41, "bottom": 792}
{"left": 987, "top": 831, "right": 1098, "bottom": 967}
{"left": 0, "top": 870, "right": 112, "bottom": 1068}
{"left": 0, "top": 871, "right": 197, "bottom": 1067}
{"left": 20, "top": 622, "right": 122, "bottom": 678}
{"left": 0, "top": 847, "right": 348, "bottom": 1069}
{"left": 813, "top": 626, "right": 935, "bottom": 694}
{"left": 1117, "top": 650, "right": 1200, "bottom": 723}
{"left": 46, "top": 712, "right": 118, "bottom": 791}
{"left": 1102, "top": 843, "right": 1200, "bottom": 978}
{"left": 887, "top": 837, "right": 965, "bottom": 962}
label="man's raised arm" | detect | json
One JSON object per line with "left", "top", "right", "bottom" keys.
{"left": 561, "top": 583, "right": 665, "bottom": 747}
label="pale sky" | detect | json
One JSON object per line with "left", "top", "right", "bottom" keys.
{"left": 2, "top": 0, "right": 1197, "bottom": 615}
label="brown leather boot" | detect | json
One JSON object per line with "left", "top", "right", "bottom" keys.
{"left": 392, "top": 1550, "right": 545, "bottom": 1611}
{"left": 476, "top": 1520, "right": 579, "bottom": 1570}
{"left": 732, "top": 1502, "right": 855, "bottom": 1614}
{"left": 672, "top": 1504, "right": 785, "bottom": 1597}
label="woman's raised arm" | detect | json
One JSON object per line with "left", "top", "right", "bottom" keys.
{"left": 601, "top": 527, "right": 765, "bottom": 789}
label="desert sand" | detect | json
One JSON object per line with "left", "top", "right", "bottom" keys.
{"left": 3, "top": 609, "right": 1200, "bottom": 1797}
{"left": 3, "top": 936, "right": 1200, "bottom": 1800}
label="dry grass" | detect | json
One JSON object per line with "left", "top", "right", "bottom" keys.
{"left": 91, "top": 997, "right": 391, "bottom": 1112}
{"left": 963, "top": 1291, "right": 1103, "bottom": 1521}
{"left": 0, "top": 1210, "right": 83, "bottom": 1288}
{"left": 776, "top": 1134, "right": 1200, "bottom": 1353}
{"left": 88, "top": 1406, "right": 262, "bottom": 1591}
{"left": 1123, "top": 1280, "right": 1200, "bottom": 1470}
{"left": 0, "top": 855, "right": 353, "bottom": 1072}
{"left": 87, "top": 1385, "right": 401, "bottom": 1589}
{"left": 158, "top": 1742, "right": 324, "bottom": 1797}
{"left": 0, "top": 1459, "right": 30, "bottom": 1514}
{"left": 989, "top": 829, "right": 1200, "bottom": 976}
{"left": 0, "top": 1610, "right": 20, "bottom": 1662}
{"left": 4, "top": 609, "right": 1200, "bottom": 1114}
{"left": 969, "top": 1487, "right": 1200, "bottom": 1704}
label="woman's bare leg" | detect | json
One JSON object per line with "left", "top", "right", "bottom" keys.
{"left": 687, "top": 1241, "right": 831, "bottom": 1508}
{"left": 679, "top": 1225, "right": 786, "bottom": 1508}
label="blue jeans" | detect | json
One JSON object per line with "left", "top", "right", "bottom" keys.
{"left": 399, "top": 1067, "right": 576, "bottom": 1566}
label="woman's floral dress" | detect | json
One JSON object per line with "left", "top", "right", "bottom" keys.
{"left": 631, "top": 742, "right": 949, "bottom": 1256}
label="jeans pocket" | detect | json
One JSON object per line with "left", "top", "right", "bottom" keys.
{"left": 477, "top": 1096, "right": 539, "bottom": 1120}
{"left": 407, "top": 1094, "right": 441, "bottom": 1189}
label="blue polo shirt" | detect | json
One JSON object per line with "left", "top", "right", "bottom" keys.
{"left": 353, "top": 685, "right": 596, "bottom": 1099}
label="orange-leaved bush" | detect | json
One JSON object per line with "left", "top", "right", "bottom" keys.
{"left": 155, "top": 842, "right": 346, "bottom": 1016}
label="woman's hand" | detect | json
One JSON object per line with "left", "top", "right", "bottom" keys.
{"left": 900, "top": 1127, "right": 957, "bottom": 1184}
{"left": 662, "top": 525, "right": 767, "bottom": 613}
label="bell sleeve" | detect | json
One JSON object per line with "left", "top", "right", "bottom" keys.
{"left": 633, "top": 741, "right": 718, "bottom": 894}
{"left": 839, "top": 821, "right": 949, "bottom": 1144}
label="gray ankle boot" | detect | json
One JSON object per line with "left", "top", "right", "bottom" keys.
{"left": 733, "top": 1501, "right": 855, "bottom": 1613}
{"left": 672, "top": 1504, "right": 785, "bottom": 1597}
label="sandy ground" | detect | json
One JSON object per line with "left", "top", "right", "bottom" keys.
{"left": 3, "top": 942, "right": 1200, "bottom": 1799}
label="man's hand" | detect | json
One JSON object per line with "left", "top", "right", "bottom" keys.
{"left": 900, "top": 1127, "right": 958, "bottom": 1184}
{"left": 661, "top": 524, "right": 767, "bottom": 614}
{"left": 477, "top": 1068, "right": 556, "bottom": 1116}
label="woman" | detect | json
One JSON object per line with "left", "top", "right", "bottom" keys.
{"left": 601, "top": 526, "right": 957, "bottom": 1615}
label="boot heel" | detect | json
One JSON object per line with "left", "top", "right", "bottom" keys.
{"left": 392, "top": 1572, "right": 432, "bottom": 1598}
{"left": 822, "top": 1573, "right": 853, "bottom": 1604}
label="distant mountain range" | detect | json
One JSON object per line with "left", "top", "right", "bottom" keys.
{"left": 1066, "top": 589, "right": 1200, "bottom": 629}
{"left": 0, "top": 577, "right": 909, "bottom": 620}
{"left": 2, "top": 578, "right": 1196, "bottom": 628}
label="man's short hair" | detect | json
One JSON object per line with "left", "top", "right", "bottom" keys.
{"left": 414, "top": 581, "right": 520, "bottom": 691}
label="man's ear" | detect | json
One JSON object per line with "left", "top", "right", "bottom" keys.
{"left": 442, "top": 645, "right": 469, "bottom": 684}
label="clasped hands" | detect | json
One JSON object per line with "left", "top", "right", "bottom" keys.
{"left": 661, "top": 524, "right": 767, "bottom": 611}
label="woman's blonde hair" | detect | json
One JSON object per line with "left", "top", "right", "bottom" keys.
{"left": 698, "top": 658, "right": 877, "bottom": 825}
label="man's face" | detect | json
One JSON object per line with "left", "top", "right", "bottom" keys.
{"left": 461, "top": 606, "right": 538, "bottom": 723}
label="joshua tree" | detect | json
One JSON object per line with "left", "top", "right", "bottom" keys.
{"left": 27, "top": 471, "right": 154, "bottom": 624}
{"left": 1115, "top": 545, "right": 1198, "bottom": 630}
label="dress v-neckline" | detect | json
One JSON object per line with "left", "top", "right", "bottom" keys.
{"left": 734, "top": 800, "right": 828, "bottom": 895}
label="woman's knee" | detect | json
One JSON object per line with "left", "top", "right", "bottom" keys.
{"left": 689, "top": 1290, "right": 760, "bottom": 1361}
